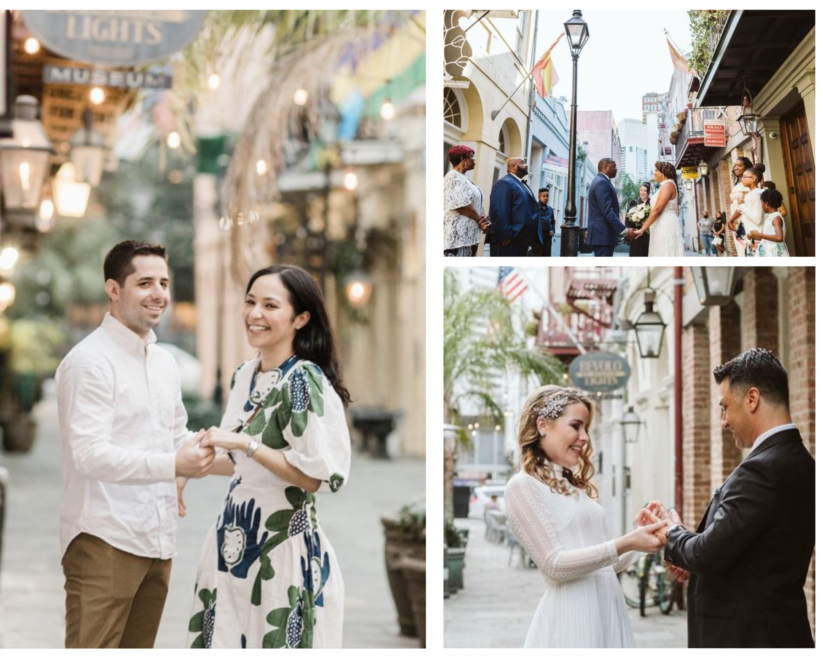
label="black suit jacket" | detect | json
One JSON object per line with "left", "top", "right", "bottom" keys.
{"left": 665, "top": 428, "right": 815, "bottom": 648}
{"left": 488, "top": 174, "right": 540, "bottom": 255}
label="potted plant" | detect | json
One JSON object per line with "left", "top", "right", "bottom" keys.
{"left": 399, "top": 554, "right": 426, "bottom": 648}
{"left": 381, "top": 498, "right": 425, "bottom": 639}
{"left": 445, "top": 520, "right": 466, "bottom": 594}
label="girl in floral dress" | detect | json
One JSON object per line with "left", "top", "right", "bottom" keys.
{"left": 751, "top": 188, "right": 791, "bottom": 257}
{"left": 183, "top": 265, "right": 351, "bottom": 648}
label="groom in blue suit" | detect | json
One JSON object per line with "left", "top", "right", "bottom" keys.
{"left": 488, "top": 157, "right": 542, "bottom": 257}
{"left": 586, "top": 158, "right": 627, "bottom": 257}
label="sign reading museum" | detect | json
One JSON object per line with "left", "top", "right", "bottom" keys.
{"left": 22, "top": 10, "right": 206, "bottom": 66}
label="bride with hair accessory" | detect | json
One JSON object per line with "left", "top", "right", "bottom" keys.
{"left": 505, "top": 386, "right": 667, "bottom": 648}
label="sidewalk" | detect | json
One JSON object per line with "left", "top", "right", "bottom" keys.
{"left": 0, "top": 385, "right": 422, "bottom": 648}
{"left": 481, "top": 240, "right": 704, "bottom": 257}
{"left": 444, "top": 518, "right": 687, "bottom": 648}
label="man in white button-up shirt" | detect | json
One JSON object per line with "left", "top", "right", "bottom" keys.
{"left": 56, "top": 241, "right": 215, "bottom": 648}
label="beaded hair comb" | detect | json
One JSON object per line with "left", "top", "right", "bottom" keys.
{"left": 533, "top": 394, "right": 570, "bottom": 420}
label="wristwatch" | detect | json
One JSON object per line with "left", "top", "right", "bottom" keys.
{"left": 246, "top": 439, "right": 260, "bottom": 458}
{"left": 664, "top": 523, "right": 682, "bottom": 537}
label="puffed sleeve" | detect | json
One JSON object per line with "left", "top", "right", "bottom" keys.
{"left": 444, "top": 171, "right": 476, "bottom": 212}
{"left": 279, "top": 363, "right": 351, "bottom": 493}
{"left": 506, "top": 473, "right": 619, "bottom": 582}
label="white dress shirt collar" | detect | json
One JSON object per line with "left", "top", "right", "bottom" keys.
{"left": 751, "top": 423, "right": 797, "bottom": 452}
{"left": 102, "top": 312, "right": 157, "bottom": 355}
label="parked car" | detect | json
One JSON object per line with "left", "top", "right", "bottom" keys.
{"left": 468, "top": 484, "right": 506, "bottom": 519}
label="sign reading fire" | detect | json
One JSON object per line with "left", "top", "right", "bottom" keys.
{"left": 22, "top": 10, "right": 206, "bottom": 66}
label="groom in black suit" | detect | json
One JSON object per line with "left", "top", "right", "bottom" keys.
{"left": 586, "top": 158, "right": 626, "bottom": 257}
{"left": 488, "top": 157, "right": 542, "bottom": 257}
{"left": 648, "top": 348, "right": 814, "bottom": 648}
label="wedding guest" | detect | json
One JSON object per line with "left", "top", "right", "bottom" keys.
{"left": 56, "top": 241, "right": 213, "bottom": 648}
{"left": 762, "top": 181, "right": 788, "bottom": 218}
{"left": 626, "top": 183, "right": 651, "bottom": 258}
{"left": 489, "top": 157, "right": 542, "bottom": 257}
{"left": 728, "top": 163, "right": 765, "bottom": 257}
{"left": 698, "top": 211, "right": 714, "bottom": 256}
{"left": 713, "top": 211, "right": 726, "bottom": 256}
{"left": 529, "top": 187, "right": 555, "bottom": 257}
{"left": 751, "top": 188, "right": 790, "bottom": 257}
{"left": 444, "top": 145, "right": 490, "bottom": 257}
{"left": 726, "top": 156, "right": 753, "bottom": 257}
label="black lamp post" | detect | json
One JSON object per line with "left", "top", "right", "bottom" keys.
{"left": 561, "top": 10, "right": 590, "bottom": 257}
{"left": 633, "top": 290, "right": 666, "bottom": 358}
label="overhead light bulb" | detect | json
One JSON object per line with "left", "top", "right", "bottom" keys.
{"left": 24, "top": 38, "right": 41, "bottom": 55}
{"left": 294, "top": 89, "right": 308, "bottom": 106}
{"left": 0, "top": 247, "right": 21, "bottom": 271}
{"left": 208, "top": 73, "right": 221, "bottom": 90}
{"left": 167, "top": 131, "right": 181, "bottom": 149}
{"left": 90, "top": 87, "right": 105, "bottom": 105}
{"left": 343, "top": 170, "right": 358, "bottom": 191}
{"left": 256, "top": 159, "right": 268, "bottom": 176}
{"left": 380, "top": 99, "right": 395, "bottom": 121}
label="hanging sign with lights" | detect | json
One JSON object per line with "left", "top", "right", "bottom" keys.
{"left": 21, "top": 10, "right": 206, "bottom": 66}
{"left": 568, "top": 352, "right": 631, "bottom": 393}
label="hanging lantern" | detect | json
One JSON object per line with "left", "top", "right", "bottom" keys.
{"left": 632, "top": 291, "right": 666, "bottom": 358}
{"left": 70, "top": 109, "right": 107, "bottom": 187}
{"left": 53, "top": 163, "right": 91, "bottom": 218}
{"left": 0, "top": 96, "right": 54, "bottom": 214}
{"left": 344, "top": 270, "right": 373, "bottom": 308}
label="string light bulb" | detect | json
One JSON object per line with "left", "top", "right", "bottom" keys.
{"left": 256, "top": 159, "right": 268, "bottom": 176}
{"left": 208, "top": 73, "right": 220, "bottom": 90}
{"left": 293, "top": 89, "right": 308, "bottom": 106}
{"left": 380, "top": 98, "right": 395, "bottom": 121}
{"left": 24, "top": 38, "right": 40, "bottom": 55}
{"left": 90, "top": 87, "right": 105, "bottom": 105}
{"left": 167, "top": 131, "right": 181, "bottom": 149}
{"left": 343, "top": 170, "right": 358, "bottom": 191}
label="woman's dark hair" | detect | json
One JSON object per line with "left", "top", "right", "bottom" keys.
{"left": 715, "top": 210, "right": 726, "bottom": 223}
{"left": 762, "top": 180, "right": 776, "bottom": 190}
{"left": 745, "top": 162, "right": 766, "bottom": 185}
{"left": 760, "top": 188, "right": 783, "bottom": 210}
{"left": 639, "top": 182, "right": 651, "bottom": 199}
{"left": 104, "top": 240, "right": 167, "bottom": 285}
{"left": 732, "top": 156, "right": 753, "bottom": 184}
{"left": 246, "top": 265, "right": 351, "bottom": 406}
{"left": 713, "top": 348, "right": 789, "bottom": 408}
{"left": 654, "top": 161, "right": 677, "bottom": 181}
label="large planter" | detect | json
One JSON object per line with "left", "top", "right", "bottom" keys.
{"left": 382, "top": 517, "right": 425, "bottom": 638}
{"left": 399, "top": 556, "right": 426, "bottom": 648}
{"left": 447, "top": 547, "right": 466, "bottom": 593}
{"left": 1, "top": 415, "right": 37, "bottom": 453}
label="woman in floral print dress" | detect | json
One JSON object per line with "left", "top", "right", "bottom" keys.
{"left": 182, "top": 264, "right": 351, "bottom": 648}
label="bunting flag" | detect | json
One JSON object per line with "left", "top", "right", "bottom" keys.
{"left": 666, "top": 33, "right": 697, "bottom": 77}
{"left": 531, "top": 33, "right": 563, "bottom": 98}
{"left": 498, "top": 267, "right": 528, "bottom": 303}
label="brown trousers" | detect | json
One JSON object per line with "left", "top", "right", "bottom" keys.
{"left": 62, "top": 533, "right": 172, "bottom": 648}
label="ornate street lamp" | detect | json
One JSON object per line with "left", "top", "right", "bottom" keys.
{"left": 690, "top": 267, "right": 736, "bottom": 306}
{"left": 620, "top": 405, "right": 642, "bottom": 444}
{"left": 738, "top": 112, "right": 759, "bottom": 138}
{"left": 698, "top": 159, "right": 709, "bottom": 178}
{"left": 69, "top": 108, "right": 107, "bottom": 187}
{"left": 0, "top": 96, "right": 54, "bottom": 215}
{"left": 632, "top": 290, "right": 666, "bottom": 359}
{"left": 560, "top": 9, "right": 590, "bottom": 257}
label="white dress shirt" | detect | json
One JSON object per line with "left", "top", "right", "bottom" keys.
{"left": 750, "top": 423, "right": 797, "bottom": 453}
{"left": 56, "top": 313, "right": 192, "bottom": 559}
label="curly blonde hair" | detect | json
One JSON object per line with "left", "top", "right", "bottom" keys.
{"left": 517, "top": 385, "right": 598, "bottom": 498}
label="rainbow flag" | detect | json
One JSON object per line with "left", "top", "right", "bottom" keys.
{"left": 531, "top": 33, "right": 563, "bottom": 98}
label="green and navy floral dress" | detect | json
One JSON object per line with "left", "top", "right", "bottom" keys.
{"left": 187, "top": 356, "right": 350, "bottom": 648}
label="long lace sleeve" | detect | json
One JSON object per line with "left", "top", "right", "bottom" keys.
{"left": 505, "top": 474, "right": 618, "bottom": 583}
{"left": 613, "top": 550, "right": 639, "bottom": 573}
{"left": 444, "top": 171, "right": 475, "bottom": 211}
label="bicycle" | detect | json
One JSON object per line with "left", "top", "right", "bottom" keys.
{"left": 618, "top": 548, "right": 678, "bottom": 617}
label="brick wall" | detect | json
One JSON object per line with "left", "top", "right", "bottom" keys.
{"left": 682, "top": 323, "right": 713, "bottom": 530}
{"left": 786, "top": 267, "right": 815, "bottom": 631}
{"left": 741, "top": 269, "right": 779, "bottom": 353}
{"left": 709, "top": 303, "right": 742, "bottom": 489}
{"left": 710, "top": 169, "right": 722, "bottom": 217}
{"left": 716, "top": 159, "right": 737, "bottom": 256}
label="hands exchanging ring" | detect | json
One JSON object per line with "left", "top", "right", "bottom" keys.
{"left": 635, "top": 501, "right": 690, "bottom": 583}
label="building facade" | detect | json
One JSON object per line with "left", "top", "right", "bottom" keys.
{"left": 617, "top": 118, "right": 650, "bottom": 185}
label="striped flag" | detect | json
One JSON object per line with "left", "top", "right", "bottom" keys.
{"left": 498, "top": 267, "right": 528, "bottom": 302}
{"left": 666, "top": 33, "right": 697, "bottom": 77}
{"left": 531, "top": 33, "right": 563, "bottom": 98}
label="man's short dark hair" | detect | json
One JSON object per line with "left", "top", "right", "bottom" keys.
{"left": 713, "top": 348, "right": 789, "bottom": 408}
{"left": 598, "top": 158, "right": 614, "bottom": 172}
{"left": 538, "top": 188, "right": 549, "bottom": 195}
{"left": 104, "top": 241, "right": 168, "bottom": 286}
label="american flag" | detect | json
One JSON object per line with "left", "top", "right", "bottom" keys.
{"left": 498, "top": 267, "right": 528, "bottom": 302}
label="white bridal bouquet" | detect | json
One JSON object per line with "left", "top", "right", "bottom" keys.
{"left": 626, "top": 203, "right": 650, "bottom": 229}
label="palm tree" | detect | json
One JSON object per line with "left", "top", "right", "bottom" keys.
{"left": 443, "top": 271, "right": 565, "bottom": 521}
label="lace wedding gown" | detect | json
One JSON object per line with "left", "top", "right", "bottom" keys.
{"left": 648, "top": 179, "right": 684, "bottom": 257}
{"left": 506, "top": 470, "right": 637, "bottom": 648}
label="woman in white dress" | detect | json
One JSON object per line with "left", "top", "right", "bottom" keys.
{"left": 505, "top": 386, "right": 667, "bottom": 648}
{"left": 728, "top": 163, "right": 766, "bottom": 257}
{"left": 444, "top": 145, "right": 490, "bottom": 257}
{"left": 726, "top": 157, "right": 752, "bottom": 257}
{"left": 181, "top": 265, "right": 351, "bottom": 648}
{"left": 630, "top": 161, "right": 684, "bottom": 257}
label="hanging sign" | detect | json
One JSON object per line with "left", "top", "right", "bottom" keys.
{"left": 680, "top": 166, "right": 699, "bottom": 180}
{"left": 703, "top": 119, "right": 727, "bottom": 147}
{"left": 22, "top": 10, "right": 206, "bottom": 66}
{"left": 568, "top": 352, "right": 631, "bottom": 393}
{"left": 44, "top": 64, "right": 172, "bottom": 89}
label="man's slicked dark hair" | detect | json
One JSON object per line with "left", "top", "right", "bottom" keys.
{"left": 104, "top": 241, "right": 168, "bottom": 286}
{"left": 713, "top": 348, "right": 789, "bottom": 408}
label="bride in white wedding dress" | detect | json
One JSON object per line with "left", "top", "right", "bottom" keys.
{"left": 505, "top": 386, "right": 667, "bottom": 648}
{"left": 631, "top": 161, "right": 684, "bottom": 257}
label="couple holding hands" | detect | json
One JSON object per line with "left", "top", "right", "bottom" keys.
{"left": 506, "top": 348, "right": 814, "bottom": 648}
